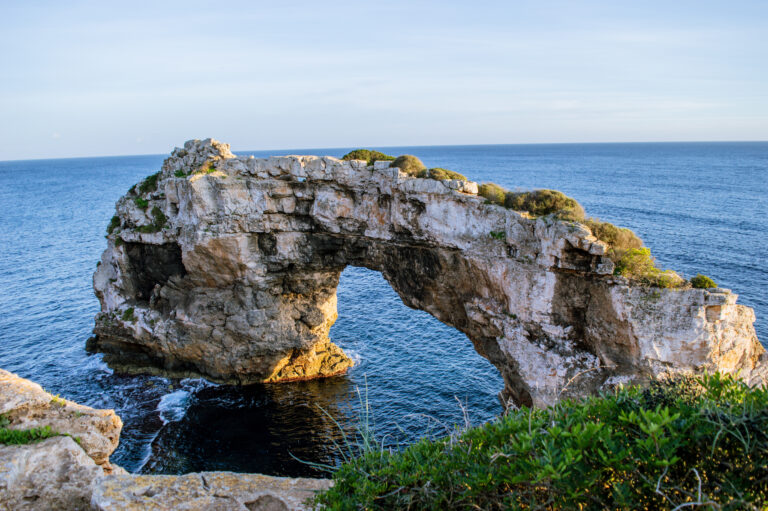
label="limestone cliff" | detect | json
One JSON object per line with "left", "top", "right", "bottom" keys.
{"left": 91, "top": 139, "right": 767, "bottom": 407}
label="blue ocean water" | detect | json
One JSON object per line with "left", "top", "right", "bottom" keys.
{"left": 0, "top": 142, "right": 765, "bottom": 476}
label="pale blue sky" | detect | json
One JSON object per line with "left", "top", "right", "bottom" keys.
{"left": 1, "top": 1, "right": 767, "bottom": 160}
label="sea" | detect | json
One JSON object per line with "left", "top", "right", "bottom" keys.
{"left": 0, "top": 142, "right": 766, "bottom": 476}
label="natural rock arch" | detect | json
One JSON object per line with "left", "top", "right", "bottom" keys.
{"left": 91, "top": 139, "right": 767, "bottom": 407}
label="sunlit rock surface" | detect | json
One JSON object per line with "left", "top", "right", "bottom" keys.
{"left": 0, "top": 370, "right": 329, "bottom": 510}
{"left": 91, "top": 472, "right": 331, "bottom": 511}
{"left": 91, "top": 139, "right": 767, "bottom": 407}
{"left": 0, "top": 369, "right": 122, "bottom": 510}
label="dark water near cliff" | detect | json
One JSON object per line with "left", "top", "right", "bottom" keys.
{"left": 0, "top": 142, "right": 766, "bottom": 476}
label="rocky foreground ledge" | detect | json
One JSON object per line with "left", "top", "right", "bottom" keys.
{"left": 0, "top": 369, "right": 328, "bottom": 510}
{"left": 91, "top": 139, "right": 767, "bottom": 407}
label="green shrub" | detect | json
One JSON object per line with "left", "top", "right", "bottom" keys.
{"left": 478, "top": 183, "right": 507, "bottom": 205}
{"left": 614, "top": 248, "right": 684, "bottom": 288}
{"left": 138, "top": 171, "right": 161, "bottom": 194}
{"left": 137, "top": 206, "right": 167, "bottom": 234}
{"left": 174, "top": 169, "right": 187, "bottom": 178}
{"left": 121, "top": 307, "right": 135, "bottom": 322}
{"left": 114, "top": 236, "right": 124, "bottom": 247}
{"left": 583, "top": 218, "right": 643, "bottom": 261}
{"left": 390, "top": 155, "right": 426, "bottom": 176}
{"left": 417, "top": 168, "right": 468, "bottom": 181}
{"left": 134, "top": 197, "right": 149, "bottom": 209}
{"left": 504, "top": 189, "right": 585, "bottom": 221}
{"left": 315, "top": 373, "right": 768, "bottom": 510}
{"left": 489, "top": 230, "right": 506, "bottom": 240}
{"left": 691, "top": 274, "right": 717, "bottom": 289}
{"left": 206, "top": 165, "right": 217, "bottom": 174}
{"left": 341, "top": 149, "right": 396, "bottom": 165}
{"left": 151, "top": 206, "right": 167, "bottom": 229}
{"left": 106, "top": 215, "right": 120, "bottom": 234}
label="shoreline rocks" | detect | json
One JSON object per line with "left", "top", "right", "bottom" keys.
{"left": 0, "top": 369, "right": 329, "bottom": 510}
{"left": 91, "top": 138, "right": 767, "bottom": 407}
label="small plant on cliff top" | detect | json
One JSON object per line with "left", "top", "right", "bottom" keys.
{"left": 478, "top": 183, "right": 507, "bottom": 205}
{"left": 134, "top": 197, "right": 149, "bottom": 209}
{"left": 390, "top": 154, "right": 426, "bottom": 176}
{"left": 341, "top": 149, "right": 396, "bottom": 165}
{"left": 505, "top": 189, "right": 586, "bottom": 221}
{"left": 614, "top": 247, "right": 684, "bottom": 288}
{"left": 691, "top": 273, "right": 717, "bottom": 289}
{"left": 417, "top": 167, "right": 468, "bottom": 181}
{"left": 315, "top": 373, "right": 768, "bottom": 510}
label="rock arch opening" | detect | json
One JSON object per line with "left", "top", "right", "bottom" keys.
{"left": 330, "top": 266, "right": 504, "bottom": 427}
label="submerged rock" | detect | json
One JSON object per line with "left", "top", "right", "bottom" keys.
{"left": 91, "top": 138, "right": 767, "bottom": 407}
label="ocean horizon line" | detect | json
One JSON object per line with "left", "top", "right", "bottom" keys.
{"left": 2, "top": 139, "right": 767, "bottom": 164}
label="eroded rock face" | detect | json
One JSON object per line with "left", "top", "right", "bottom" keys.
{"left": 91, "top": 472, "right": 331, "bottom": 511}
{"left": 0, "top": 369, "right": 123, "bottom": 510}
{"left": 91, "top": 139, "right": 767, "bottom": 407}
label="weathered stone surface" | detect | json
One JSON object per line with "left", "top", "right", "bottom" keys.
{"left": 91, "top": 472, "right": 331, "bottom": 510}
{"left": 91, "top": 138, "right": 767, "bottom": 407}
{"left": 0, "top": 369, "right": 122, "bottom": 468}
{"left": 0, "top": 436, "right": 104, "bottom": 511}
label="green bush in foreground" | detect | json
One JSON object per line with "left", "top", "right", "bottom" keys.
{"left": 416, "top": 168, "right": 468, "bottom": 181}
{"left": 315, "top": 374, "right": 768, "bottom": 510}
{"left": 341, "top": 149, "right": 396, "bottom": 165}
{"left": 390, "top": 155, "right": 426, "bottom": 176}
{"left": 691, "top": 273, "right": 717, "bottom": 289}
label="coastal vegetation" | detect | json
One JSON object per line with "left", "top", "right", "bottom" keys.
{"left": 138, "top": 171, "right": 160, "bottom": 194}
{"left": 417, "top": 167, "right": 467, "bottom": 181}
{"left": 342, "top": 149, "right": 396, "bottom": 165}
{"left": 315, "top": 373, "right": 768, "bottom": 510}
{"left": 106, "top": 215, "right": 120, "bottom": 234}
{"left": 0, "top": 415, "right": 58, "bottom": 446}
{"left": 390, "top": 154, "right": 426, "bottom": 175}
{"left": 136, "top": 206, "right": 167, "bottom": 233}
{"left": 691, "top": 274, "right": 717, "bottom": 289}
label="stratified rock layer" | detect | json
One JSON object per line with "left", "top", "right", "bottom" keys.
{"left": 92, "top": 139, "right": 767, "bottom": 407}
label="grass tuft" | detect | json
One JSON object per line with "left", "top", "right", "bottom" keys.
{"left": 138, "top": 172, "right": 161, "bottom": 194}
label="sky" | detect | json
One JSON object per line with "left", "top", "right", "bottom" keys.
{"left": 1, "top": 0, "right": 767, "bottom": 160}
